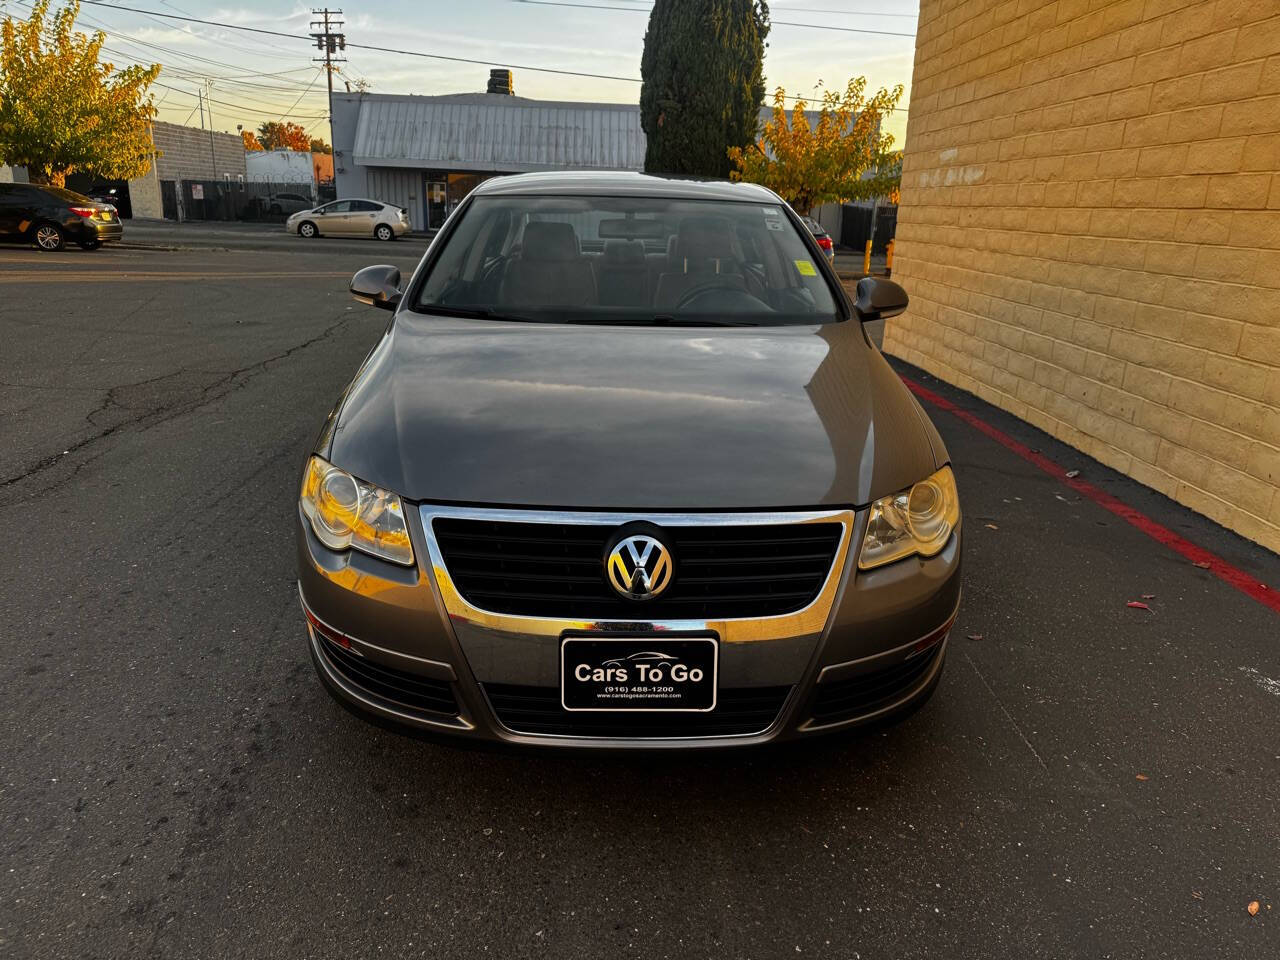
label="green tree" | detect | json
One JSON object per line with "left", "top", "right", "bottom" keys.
{"left": 640, "top": 0, "right": 769, "bottom": 178}
{"left": 0, "top": 1, "right": 159, "bottom": 186}
{"left": 308, "top": 137, "right": 331, "bottom": 154}
{"left": 728, "top": 78, "right": 904, "bottom": 215}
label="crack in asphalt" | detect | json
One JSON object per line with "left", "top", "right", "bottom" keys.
{"left": 0, "top": 314, "right": 353, "bottom": 496}
{"left": 963, "top": 648, "right": 1050, "bottom": 774}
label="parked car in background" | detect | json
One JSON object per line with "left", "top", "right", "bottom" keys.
{"left": 297, "top": 172, "right": 961, "bottom": 750}
{"left": 286, "top": 199, "right": 410, "bottom": 240}
{"left": 802, "top": 216, "right": 836, "bottom": 264}
{"left": 87, "top": 182, "right": 132, "bottom": 219}
{"left": 267, "top": 192, "right": 315, "bottom": 216}
{"left": 0, "top": 183, "right": 123, "bottom": 251}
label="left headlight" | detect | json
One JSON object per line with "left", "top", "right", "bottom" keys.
{"left": 300, "top": 456, "right": 415, "bottom": 566}
{"left": 858, "top": 465, "right": 960, "bottom": 571}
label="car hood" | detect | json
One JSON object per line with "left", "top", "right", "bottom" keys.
{"left": 321, "top": 315, "right": 943, "bottom": 510}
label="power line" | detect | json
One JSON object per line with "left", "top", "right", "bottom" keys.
{"left": 770, "top": 4, "right": 917, "bottom": 15}
{"left": 70, "top": 0, "right": 674, "bottom": 83}
{"left": 54, "top": 1, "right": 910, "bottom": 112}
{"left": 506, "top": 0, "right": 917, "bottom": 36}
{"left": 11, "top": 0, "right": 320, "bottom": 86}
{"left": 148, "top": 80, "right": 330, "bottom": 119}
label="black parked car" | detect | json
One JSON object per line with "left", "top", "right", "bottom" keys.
{"left": 0, "top": 183, "right": 123, "bottom": 251}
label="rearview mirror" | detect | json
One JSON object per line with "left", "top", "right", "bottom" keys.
{"left": 853, "top": 277, "right": 908, "bottom": 322}
{"left": 598, "top": 218, "right": 667, "bottom": 240}
{"left": 350, "top": 264, "right": 402, "bottom": 311}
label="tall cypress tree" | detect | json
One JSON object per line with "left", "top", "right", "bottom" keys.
{"left": 640, "top": 0, "right": 770, "bottom": 179}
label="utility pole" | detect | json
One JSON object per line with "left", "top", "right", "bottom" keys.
{"left": 204, "top": 79, "right": 217, "bottom": 179}
{"left": 310, "top": 9, "right": 345, "bottom": 153}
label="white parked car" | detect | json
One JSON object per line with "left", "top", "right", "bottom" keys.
{"left": 267, "top": 192, "right": 316, "bottom": 216}
{"left": 286, "top": 199, "right": 410, "bottom": 241}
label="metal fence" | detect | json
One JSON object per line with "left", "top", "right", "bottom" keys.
{"left": 839, "top": 204, "right": 898, "bottom": 255}
{"left": 163, "top": 179, "right": 335, "bottom": 222}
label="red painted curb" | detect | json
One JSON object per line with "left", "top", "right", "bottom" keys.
{"left": 902, "top": 376, "right": 1280, "bottom": 616}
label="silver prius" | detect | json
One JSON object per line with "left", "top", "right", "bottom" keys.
{"left": 296, "top": 171, "right": 961, "bottom": 749}
{"left": 286, "top": 198, "right": 410, "bottom": 240}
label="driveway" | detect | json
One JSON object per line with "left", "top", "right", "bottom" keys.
{"left": 1, "top": 244, "right": 1276, "bottom": 959}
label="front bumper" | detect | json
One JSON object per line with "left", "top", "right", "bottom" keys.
{"left": 297, "top": 502, "right": 961, "bottom": 749}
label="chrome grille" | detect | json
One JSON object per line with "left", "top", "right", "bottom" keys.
{"left": 431, "top": 516, "right": 843, "bottom": 619}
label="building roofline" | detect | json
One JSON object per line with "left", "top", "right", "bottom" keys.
{"left": 332, "top": 90, "right": 641, "bottom": 112}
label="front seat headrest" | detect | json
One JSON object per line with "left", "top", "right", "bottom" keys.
{"left": 603, "top": 239, "right": 645, "bottom": 264}
{"left": 521, "top": 221, "right": 580, "bottom": 261}
{"left": 677, "top": 216, "right": 736, "bottom": 264}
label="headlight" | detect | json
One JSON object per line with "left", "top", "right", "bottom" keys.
{"left": 858, "top": 465, "right": 960, "bottom": 570}
{"left": 300, "top": 456, "right": 414, "bottom": 566}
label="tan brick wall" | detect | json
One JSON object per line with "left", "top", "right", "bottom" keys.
{"left": 887, "top": 0, "right": 1280, "bottom": 553}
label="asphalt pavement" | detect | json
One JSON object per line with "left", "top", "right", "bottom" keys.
{"left": 1, "top": 241, "right": 1277, "bottom": 959}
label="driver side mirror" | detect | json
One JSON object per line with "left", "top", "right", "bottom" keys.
{"left": 350, "top": 264, "right": 402, "bottom": 311}
{"left": 853, "top": 277, "right": 909, "bottom": 322}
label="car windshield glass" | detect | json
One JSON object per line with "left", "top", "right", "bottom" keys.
{"left": 411, "top": 195, "right": 840, "bottom": 326}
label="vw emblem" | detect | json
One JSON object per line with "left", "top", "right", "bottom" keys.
{"left": 606, "top": 534, "right": 674, "bottom": 600}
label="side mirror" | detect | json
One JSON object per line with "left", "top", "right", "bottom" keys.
{"left": 853, "top": 277, "right": 909, "bottom": 322}
{"left": 350, "top": 264, "right": 402, "bottom": 311}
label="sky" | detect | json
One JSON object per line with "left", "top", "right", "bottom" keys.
{"left": 0, "top": 0, "right": 919, "bottom": 146}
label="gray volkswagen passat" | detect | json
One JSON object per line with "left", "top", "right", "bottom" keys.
{"left": 297, "top": 171, "right": 961, "bottom": 749}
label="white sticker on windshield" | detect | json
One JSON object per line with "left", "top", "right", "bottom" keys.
{"left": 762, "top": 206, "right": 781, "bottom": 216}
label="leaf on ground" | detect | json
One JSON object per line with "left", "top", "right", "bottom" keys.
{"left": 1135, "top": 773, "right": 1149, "bottom": 781}
{"left": 966, "top": 634, "right": 983, "bottom": 641}
{"left": 984, "top": 523, "right": 999, "bottom": 530}
{"left": 1193, "top": 561, "right": 1211, "bottom": 569}
{"left": 1126, "top": 601, "right": 1152, "bottom": 611}
{"left": 1065, "top": 469, "right": 1080, "bottom": 478}
{"left": 1141, "top": 593, "right": 1156, "bottom": 599}
{"left": 1248, "top": 901, "right": 1260, "bottom": 916}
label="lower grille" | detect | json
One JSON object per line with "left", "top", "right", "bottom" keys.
{"left": 809, "top": 644, "right": 943, "bottom": 725}
{"left": 484, "top": 683, "right": 790, "bottom": 738}
{"left": 315, "top": 633, "right": 458, "bottom": 718}
{"left": 432, "top": 517, "right": 843, "bottom": 620}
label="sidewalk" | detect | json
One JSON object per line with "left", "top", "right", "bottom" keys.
{"left": 117, "top": 218, "right": 435, "bottom": 254}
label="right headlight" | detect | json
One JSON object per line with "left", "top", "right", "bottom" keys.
{"left": 858, "top": 465, "right": 960, "bottom": 570}
{"left": 299, "top": 456, "right": 415, "bottom": 566}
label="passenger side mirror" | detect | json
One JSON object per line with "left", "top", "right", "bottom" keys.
{"left": 853, "top": 277, "right": 909, "bottom": 322}
{"left": 350, "top": 264, "right": 402, "bottom": 311}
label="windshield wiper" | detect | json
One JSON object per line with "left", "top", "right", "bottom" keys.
{"left": 415, "top": 305, "right": 542, "bottom": 323}
{"left": 649, "top": 315, "right": 760, "bottom": 327}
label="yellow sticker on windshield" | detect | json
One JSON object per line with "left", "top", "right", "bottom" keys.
{"left": 794, "top": 259, "right": 817, "bottom": 276}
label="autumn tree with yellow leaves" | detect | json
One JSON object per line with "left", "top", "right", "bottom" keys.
{"left": 0, "top": 1, "right": 160, "bottom": 186}
{"left": 729, "top": 78, "right": 904, "bottom": 215}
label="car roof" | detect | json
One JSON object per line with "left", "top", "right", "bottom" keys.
{"left": 471, "top": 170, "right": 782, "bottom": 203}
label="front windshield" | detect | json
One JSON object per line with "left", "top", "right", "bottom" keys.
{"left": 412, "top": 195, "right": 840, "bottom": 326}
